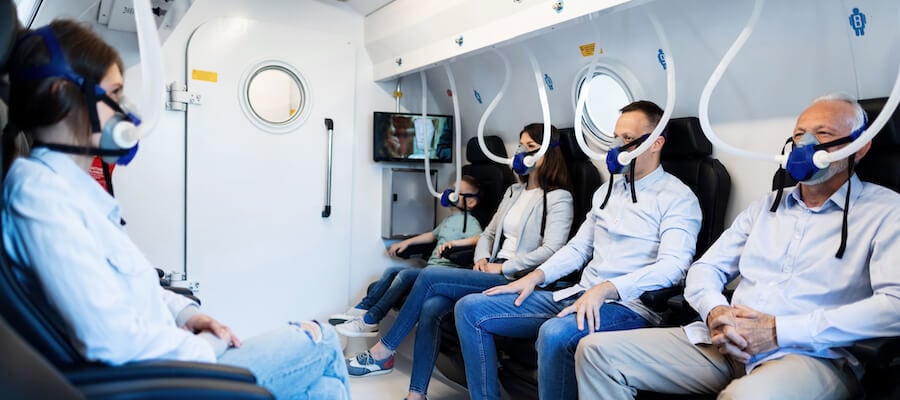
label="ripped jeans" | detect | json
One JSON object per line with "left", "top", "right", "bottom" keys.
{"left": 218, "top": 322, "right": 350, "bottom": 400}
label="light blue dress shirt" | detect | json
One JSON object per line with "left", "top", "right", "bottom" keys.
{"left": 2, "top": 148, "right": 215, "bottom": 365}
{"left": 538, "top": 166, "right": 702, "bottom": 323}
{"left": 685, "top": 175, "right": 900, "bottom": 374}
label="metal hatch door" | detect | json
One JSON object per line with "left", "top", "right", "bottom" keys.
{"left": 184, "top": 17, "right": 354, "bottom": 336}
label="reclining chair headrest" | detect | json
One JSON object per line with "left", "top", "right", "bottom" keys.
{"left": 557, "top": 128, "right": 591, "bottom": 161}
{"left": 0, "top": 0, "right": 20, "bottom": 75}
{"left": 661, "top": 117, "right": 713, "bottom": 159}
{"left": 467, "top": 135, "right": 509, "bottom": 164}
{"left": 860, "top": 97, "right": 900, "bottom": 150}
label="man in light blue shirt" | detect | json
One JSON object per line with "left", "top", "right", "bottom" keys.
{"left": 454, "top": 101, "right": 702, "bottom": 400}
{"left": 575, "top": 94, "right": 899, "bottom": 400}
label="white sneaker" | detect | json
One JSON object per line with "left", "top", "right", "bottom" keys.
{"left": 335, "top": 318, "right": 379, "bottom": 337}
{"left": 328, "top": 308, "right": 367, "bottom": 325}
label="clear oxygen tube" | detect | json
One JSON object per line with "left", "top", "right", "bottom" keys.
{"left": 475, "top": 46, "right": 552, "bottom": 167}
{"left": 573, "top": 10, "right": 676, "bottom": 164}
{"left": 444, "top": 63, "right": 463, "bottom": 203}
{"left": 697, "top": 0, "right": 776, "bottom": 163}
{"left": 700, "top": 0, "right": 900, "bottom": 166}
{"left": 420, "top": 70, "right": 443, "bottom": 198}
{"left": 127, "top": 0, "right": 164, "bottom": 146}
{"left": 617, "top": 10, "right": 675, "bottom": 165}
{"left": 476, "top": 49, "right": 513, "bottom": 165}
{"left": 524, "top": 46, "right": 552, "bottom": 166}
{"left": 573, "top": 12, "right": 613, "bottom": 160}
{"left": 572, "top": 42, "right": 606, "bottom": 160}
{"left": 573, "top": 10, "right": 675, "bottom": 163}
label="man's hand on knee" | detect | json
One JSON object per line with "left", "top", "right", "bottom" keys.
{"left": 185, "top": 314, "right": 242, "bottom": 348}
{"left": 732, "top": 304, "right": 778, "bottom": 355}
{"left": 707, "top": 306, "right": 751, "bottom": 362}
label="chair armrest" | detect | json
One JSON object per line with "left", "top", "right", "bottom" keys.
{"left": 397, "top": 242, "right": 437, "bottom": 260}
{"left": 666, "top": 295, "right": 691, "bottom": 312}
{"left": 442, "top": 245, "right": 475, "bottom": 267}
{"left": 161, "top": 286, "right": 201, "bottom": 306}
{"left": 65, "top": 360, "right": 257, "bottom": 385}
{"left": 79, "top": 378, "right": 273, "bottom": 399}
{"left": 639, "top": 286, "right": 684, "bottom": 313}
{"left": 847, "top": 336, "right": 900, "bottom": 369}
{"left": 163, "top": 286, "right": 194, "bottom": 297}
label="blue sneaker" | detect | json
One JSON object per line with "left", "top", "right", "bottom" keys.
{"left": 346, "top": 351, "right": 394, "bottom": 377}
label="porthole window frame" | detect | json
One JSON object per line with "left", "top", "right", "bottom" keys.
{"left": 571, "top": 61, "right": 643, "bottom": 150}
{"left": 239, "top": 60, "right": 311, "bottom": 134}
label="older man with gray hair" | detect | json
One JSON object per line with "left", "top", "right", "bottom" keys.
{"left": 574, "top": 93, "right": 900, "bottom": 399}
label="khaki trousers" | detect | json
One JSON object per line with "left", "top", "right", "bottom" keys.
{"left": 574, "top": 327, "right": 859, "bottom": 400}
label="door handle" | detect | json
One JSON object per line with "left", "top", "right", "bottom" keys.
{"left": 322, "top": 118, "right": 334, "bottom": 218}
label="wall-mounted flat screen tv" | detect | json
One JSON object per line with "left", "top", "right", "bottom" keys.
{"left": 373, "top": 112, "right": 453, "bottom": 163}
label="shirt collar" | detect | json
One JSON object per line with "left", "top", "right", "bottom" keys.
{"left": 786, "top": 174, "right": 863, "bottom": 211}
{"left": 30, "top": 147, "right": 121, "bottom": 222}
{"left": 621, "top": 164, "right": 665, "bottom": 192}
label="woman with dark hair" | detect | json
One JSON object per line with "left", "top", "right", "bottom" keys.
{"left": 346, "top": 123, "right": 574, "bottom": 400}
{"left": 2, "top": 20, "right": 348, "bottom": 399}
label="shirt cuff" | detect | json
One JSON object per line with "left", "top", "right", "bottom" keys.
{"left": 608, "top": 275, "right": 637, "bottom": 302}
{"left": 501, "top": 260, "right": 517, "bottom": 281}
{"left": 774, "top": 313, "right": 812, "bottom": 348}
{"left": 197, "top": 331, "right": 230, "bottom": 358}
{"left": 693, "top": 295, "right": 730, "bottom": 324}
{"left": 536, "top": 266, "right": 554, "bottom": 287}
{"left": 175, "top": 304, "right": 201, "bottom": 328}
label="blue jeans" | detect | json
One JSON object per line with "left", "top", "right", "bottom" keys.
{"left": 455, "top": 291, "right": 649, "bottom": 400}
{"left": 218, "top": 323, "right": 349, "bottom": 400}
{"left": 357, "top": 265, "right": 421, "bottom": 323}
{"left": 379, "top": 266, "right": 510, "bottom": 396}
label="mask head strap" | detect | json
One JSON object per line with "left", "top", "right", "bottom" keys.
{"left": 770, "top": 137, "right": 794, "bottom": 212}
{"left": 540, "top": 190, "right": 547, "bottom": 236}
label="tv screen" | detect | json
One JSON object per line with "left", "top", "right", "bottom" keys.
{"left": 374, "top": 112, "right": 453, "bottom": 163}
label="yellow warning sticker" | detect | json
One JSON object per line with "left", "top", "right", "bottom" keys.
{"left": 579, "top": 43, "right": 596, "bottom": 57}
{"left": 191, "top": 69, "right": 218, "bottom": 83}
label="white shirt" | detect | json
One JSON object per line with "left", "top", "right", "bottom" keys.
{"left": 497, "top": 188, "right": 542, "bottom": 260}
{"left": 2, "top": 148, "right": 216, "bottom": 365}
{"left": 538, "top": 166, "right": 702, "bottom": 324}
{"left": 685, "top": 175, "right": 900, "bottom": 374}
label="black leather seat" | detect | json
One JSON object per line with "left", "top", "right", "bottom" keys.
{"left": 0, "top": 311, "right": 271, "bottom": 400}
{"left": 0, "top": 251, "right": 273, "bottom": 398}
{"left": 660, "top": 117, "right": 731, "bottom": 258}
{"left": 558, "top": 128, "right": 605, "bottom": 239}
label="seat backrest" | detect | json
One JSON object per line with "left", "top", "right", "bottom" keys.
{"left": 461, "top": 135, "right": 516, "bottom": 228}
{"left": 0, "top": 0, "right": 17, "bottom": 75}
{"left": 557, "top": 128, "right": 604, "bottom": 238}
{"left": 771, "top": 97, "right": 900, "bottom": 194}
{"left": 0, "top": 315, "right": 84, "bottom": 399}
{"left": 0, "top": 252, "right": 92, "bottom": 369}
{"left": 856, "top": 98, "right": 900, "bottom": 193}
{"left": 660, "top": 117, "right": 732, "bottom": 258}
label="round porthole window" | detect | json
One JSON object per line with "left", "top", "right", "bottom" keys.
{"left": 240, "top": 61, "right": 310, "bottom": 133}
{"left": 572, "top": 63, "right": 638, "bottom": 149}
